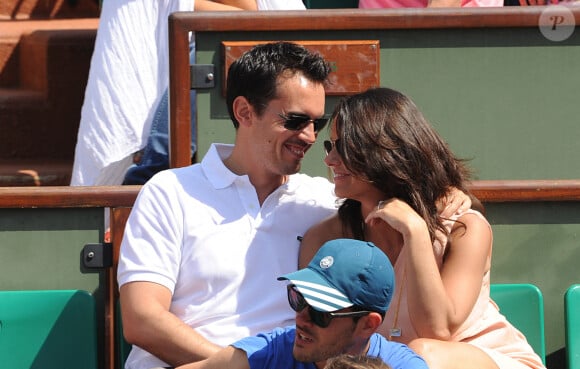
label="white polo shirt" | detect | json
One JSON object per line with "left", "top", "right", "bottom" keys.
{"left": 118, "top": 143, "right": 337, "bottom": 369}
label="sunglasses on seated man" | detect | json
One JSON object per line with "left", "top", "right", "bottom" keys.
{"left": 278, "top": 113, "right": 328, "bottom": 133}
{"left": 286, "top": 284, "right": 371, "bottom": 328}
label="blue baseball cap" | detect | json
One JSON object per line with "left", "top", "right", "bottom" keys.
{"left": 278, "top": 238, "right": 395, "bottom": 314}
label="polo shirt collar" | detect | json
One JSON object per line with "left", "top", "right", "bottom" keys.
{"left": 202, "top": 143, "right": 238, "bottom": 189}
{"left": 201, "top": 143, "right": 301, "bottom": 194}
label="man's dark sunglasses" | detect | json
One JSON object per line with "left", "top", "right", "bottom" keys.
{"left": 278, "top": 113, "right": 328, "bottom": 133}
{"left": 323, "top": 139, "right": 342, "bottom": 155}
{"left": 286, "top": 284, "right": 370, "bottom": 328}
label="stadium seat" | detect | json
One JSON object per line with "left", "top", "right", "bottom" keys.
{"left": 0, "top": 290, "right": 98, "bottom": 369}
{"left": 490, "top": 283, "right": 546, "bottom": 364}
{"left": 565, "top": 284, "right": 580, "bottom": 369}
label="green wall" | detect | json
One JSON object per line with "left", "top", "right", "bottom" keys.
{"left": 0, "top": 208, "right": 104, "bottom": 291}
{"left": 195, "top": 27, "right": 580, "bottom": 180}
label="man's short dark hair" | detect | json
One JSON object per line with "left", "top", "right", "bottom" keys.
{"left": 226, "top": 41, "right": 331, "bottom": 128}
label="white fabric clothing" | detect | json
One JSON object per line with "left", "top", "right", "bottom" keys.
{"left": 118, "top": 143, "right": 337, "bottom": 369}
{"left": 257, "top": 0, "right": 306, "bottom": 9}
{"left": 71, "top": 0, "right": 194, "bottom": 186}
{"left": 92, "top": 155, "right": 134, "bottom": 186}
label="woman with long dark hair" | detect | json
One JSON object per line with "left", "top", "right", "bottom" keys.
{"left": 299, "top": 87, "right": 545, "bottom": 369}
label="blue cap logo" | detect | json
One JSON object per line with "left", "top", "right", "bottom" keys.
{"left": 320, "top": 256, "right": 334, "bottom": 269}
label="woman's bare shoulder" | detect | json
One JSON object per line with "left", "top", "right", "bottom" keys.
{"left": 298, "top": 215, "right": 344, "bottom": 267}
{"left": 304, "top": 214, "right": 345, "bottom": 243}
{"left": 450, "top": 209, "right": 492, "bottom": 250}
{"left": 455, "top": 210, "right": 491, "bottom": 233}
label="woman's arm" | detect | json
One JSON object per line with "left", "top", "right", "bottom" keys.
{"left": 366, "top": 201, "right": 492, "bottom": 339}
{"left": 407, "top": 212, "right": 491, "bottom": 338}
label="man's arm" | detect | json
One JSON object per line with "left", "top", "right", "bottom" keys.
{"left": 175, "top": 346, "right": 252, "bottom": 369}
{"left": 120, "top": 282, "right": 222, "bottom": 366}
{"left": 436, "top": 187, "right": 473, "bottom": 218}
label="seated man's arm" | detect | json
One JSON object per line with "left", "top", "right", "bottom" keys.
{"left": 176, "top": 346, "right": 251, "bottom": 369}
{"left": 121, "top": 281, "right": 222, "bottom": 366}
{"left": 436, "top": 186, "right": 473, "bottom": 218}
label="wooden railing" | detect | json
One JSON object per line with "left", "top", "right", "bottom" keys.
{"left": 0, "top": 186, "right": 139, "bottom": 208}
{"left": 2, "top": 180, "right": 580, "bottom": 208}
{"left": 470, "top": 180, "right": 580, "bottom": 202}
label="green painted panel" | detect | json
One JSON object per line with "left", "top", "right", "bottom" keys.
{"left": 0, "top": 208, "right": 104, "bottom": 292}
{"left": 379, "top": 30, "right": 580, "bottom": 181}
{"left": 195, "top": 27, "right": 580, "bottom": 181}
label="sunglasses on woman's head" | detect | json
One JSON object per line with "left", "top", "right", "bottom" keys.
{"left": 323, "top": 139, "right": 342, "bottom": 155}
{"left": 286, "top": 284, "right": 371, "bottom": 328}
{"left": 278, "top": 113, "right": 328, "bottom": 133}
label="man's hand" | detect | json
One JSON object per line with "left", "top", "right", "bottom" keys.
{"left": 436, "top": 187, "right": 473, "bottom": 218}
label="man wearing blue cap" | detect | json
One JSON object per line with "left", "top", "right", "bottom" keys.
{"left": 174, "top": 238, "right": 428, "bottom": 369}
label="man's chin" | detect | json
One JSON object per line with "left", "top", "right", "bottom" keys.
{"left": 282, "top": 163, "right": 301, "bottom": 176}
{"left": 293, "top": 347, "right": 310, "bottom": 363}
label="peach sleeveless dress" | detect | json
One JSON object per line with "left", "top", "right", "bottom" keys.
{"left": 378, "top": 210, "right": 545, "bottom": 369}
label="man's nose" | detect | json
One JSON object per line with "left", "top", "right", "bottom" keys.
{"left": 295, "top": 305, "right": 312, "bottom": 325}
{"left": 298, "top": 122, "right": 317, "bottom": 144}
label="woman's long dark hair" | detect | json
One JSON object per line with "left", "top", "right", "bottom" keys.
{"left": 332, "top": 87, "right": 471, "bottom": 242}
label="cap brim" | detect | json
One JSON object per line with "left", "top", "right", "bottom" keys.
{"left": 278, "top": 267, "right": 354, "bottom": 312}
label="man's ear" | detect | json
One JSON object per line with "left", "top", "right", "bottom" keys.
{"left": 232, "top": 96, "right": 254, "bottom": 128}
{"left": 357, "top": 312, "right": 383, "bottom": 338}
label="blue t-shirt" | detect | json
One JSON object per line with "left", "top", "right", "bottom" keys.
{"left": 231, "top": 326, "right": 428, "bottom": 369}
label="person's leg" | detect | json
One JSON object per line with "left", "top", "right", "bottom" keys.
{"left": 122, "top": 89, "right": 169, "bottom": 185}
{"left": 122, "top": 48, "right": 197, "bottom": 185}
{"left": 408, "top": 338, "right": 500, "bottom": 369}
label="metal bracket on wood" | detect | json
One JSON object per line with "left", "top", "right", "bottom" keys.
{"left": 82, "top": 243, "right": 113, "bottom": 269}
{"left": 190, "top": 64, "right": 215, "bottom": 89}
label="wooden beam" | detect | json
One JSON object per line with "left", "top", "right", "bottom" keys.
{"left": 0, "top": 186, "right": 140, "bottom": 208}
{"left": 1, "top": 180, "right": 580, "bottom": 208}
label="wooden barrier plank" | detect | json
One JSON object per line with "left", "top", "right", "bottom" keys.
{"left": 1, "top": 180, "right": 580, "bottom": 208}
{"left": 0, "top": 186, "right": 140, "bottom": 208}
